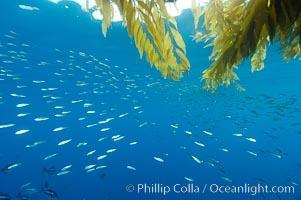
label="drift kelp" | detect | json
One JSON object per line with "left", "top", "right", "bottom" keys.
{"left": 95, "top": 0, "right": 301, "bottom": 90}
{"left": 96, "top": 0, "right": 190, "bottom": 80}
{"left": 193, "top": 0, "right": 301, "bottom": 90}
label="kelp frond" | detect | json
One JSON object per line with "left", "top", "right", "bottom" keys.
{"left": 96, "top": 0, "right": 190, "bottom": 80}
{"left": 95, "top": 0, "right": 114, "bottom": 37}
{"left": 191, "top": 0, "right": 204, "bottom": 29}
{"left": 251, "top": 39, "right": 266, "bottom": 72}
{"left": 200, "top": 0, "right": 301, "bottom": 91}
{"left": 281, "top": 15, "right": 301, "bottom": 62}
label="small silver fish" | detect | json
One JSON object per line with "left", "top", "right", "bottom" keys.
{"left": 126, "top": 166, "right": 137, "bottom": 171}
{"left": 153, "top": 157, "right": 164, "bottom": 163}
{"left": 1, "top": 162, "right": 23, "bottom": 173}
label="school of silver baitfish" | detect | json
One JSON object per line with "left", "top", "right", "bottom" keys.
{"left": 0, "top": 31, "right": 301, "bottom": 199}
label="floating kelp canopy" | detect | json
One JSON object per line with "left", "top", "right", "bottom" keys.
{"left": 95, "top": 0, "right": 301, "bottom": 91}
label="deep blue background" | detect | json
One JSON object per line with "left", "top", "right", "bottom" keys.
{"left": 0, "top": 0, "right": 301, "bottom": 199}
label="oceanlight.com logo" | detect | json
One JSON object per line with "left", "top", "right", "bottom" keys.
{"left": 208, "top": 183, "right": 295, "bottom": 196}
{"left": 125, "top": 183, "right": 295, "bottom": 196}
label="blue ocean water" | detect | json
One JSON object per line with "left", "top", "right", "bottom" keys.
{"left": 1, "top": 0, "right": 301, "bottom": 200}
